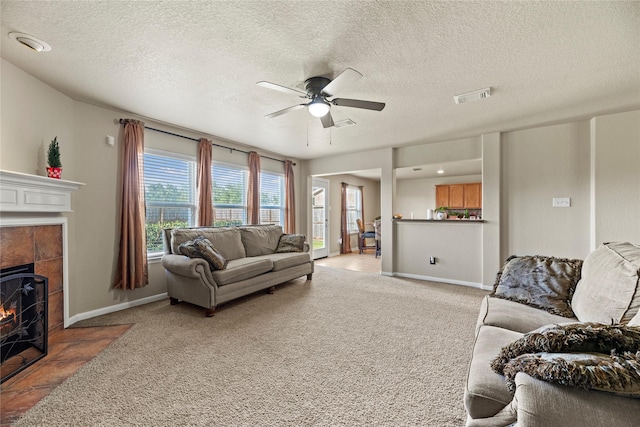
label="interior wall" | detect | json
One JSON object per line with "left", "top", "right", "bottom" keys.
{"left": 591, "top": 110, "right": 640, "bottom": 247}
{"left": 501, "top": 121, "right": 591, "bottom": 260}
{"left": 1, "top": 60, "right": 302, "bottom": 319}
{"left": 395, "top": 137, "right": 482, "bottom": 168}
{"left": 395, "top": 174, "right": 482, "bottom": 219}
{"left": 0, "top": 60, "right": 76, "bottom": 176}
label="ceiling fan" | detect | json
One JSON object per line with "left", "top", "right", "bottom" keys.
{"left": 257, "top": 68, "right": 385, "bottom": 128}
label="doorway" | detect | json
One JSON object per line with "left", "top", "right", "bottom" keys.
{"left": 311, "top": 178, "right": 329, "bottom": 259}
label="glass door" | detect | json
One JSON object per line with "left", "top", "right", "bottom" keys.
{"left": 312, "top": 178, "right": 329, "bottom": 259}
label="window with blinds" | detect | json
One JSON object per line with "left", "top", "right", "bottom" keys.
{"left": 211, "top": 162, "right": 285, "bottom": 227}
{"left": 143, "top": 150, "right": 196, "bottom": 254}
{"left": 212, "top": 162, "right": 247, "bottom": 226}
{"left": 260, "top": 171, "right": 284, "bottom": 226}
{"left": 346, "top": 187, "right": 362, "bottom": 233}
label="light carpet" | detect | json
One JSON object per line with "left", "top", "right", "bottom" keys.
{"left": 14, "top": 266, "right": 487, "bottom": 426}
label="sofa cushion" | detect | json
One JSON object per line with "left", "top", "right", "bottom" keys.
{"left": 629, "top": 310, "right": 640, "bottom": 327}
{"left": 572, "top": 242, "right": 640, "bottom": 324}
{"left": 490, "top": 255, "right": 583, "bottom": 318}
{"left": 491, "top": 322, "right": 640, "bottom": 375}
{"left": 253, "top": 252, "right": 311, "bottom": 272}
{"left": 211, "top": 257, "right": 273, "bottom": 286}
{"left": 503, "top": 351, "right": 640, "bottom": 397}
{"left": 465, "top": 325, "right": 522, "bottom": 419}
{"left": 239, "top": 225, "right": 283, "bottom": 257}
{"left": 476, "top": 295, "right": 577, "bottom": 335}
{"left": 171, "top": 227, "right": 246, "bottom": 261}
{"left": 275, "top": 234, "right": 306, "bottom": 253}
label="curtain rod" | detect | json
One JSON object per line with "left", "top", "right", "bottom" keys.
{"left": 118, "top": 119, "right": 295, "bottom": 166}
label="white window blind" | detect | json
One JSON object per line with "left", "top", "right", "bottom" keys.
{"left": 260, "top": 171, "right": 284, "bottom": 226}
{"left": 212, "top": 162, "right": 247, "bottom": 226}
{"left": 346, "top": 187, "right": 362, "bottom": 233}
{"left": 143, "top": 150, "right": 196, "bottom": 254}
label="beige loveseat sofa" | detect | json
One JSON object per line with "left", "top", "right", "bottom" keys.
{"left": 465, "top": 242, "right": 640, "bottom": 426}
{"left": 161, "top": 224, "right": 313, "bottom": 316}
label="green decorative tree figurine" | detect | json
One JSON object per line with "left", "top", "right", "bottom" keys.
{"left": 47, "top": 136, "right": 62, "bottom": 178}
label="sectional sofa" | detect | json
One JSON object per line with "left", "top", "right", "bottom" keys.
{"left": 465, "top": 242, "right": 640, "bottom": 426}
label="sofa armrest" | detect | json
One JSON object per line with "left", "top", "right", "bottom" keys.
{"left": 161, "top": 254, "right": 216, "bottom": 286}
{"left": 513, "top": 372, "right": 640, "bottom": 427}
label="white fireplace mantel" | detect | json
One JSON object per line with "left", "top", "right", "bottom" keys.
{"left": 0, "top": 170, "right": 84, "bottom": 213}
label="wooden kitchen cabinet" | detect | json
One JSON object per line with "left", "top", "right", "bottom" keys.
{"left": 435, "top": 183, "right": 482, "bottom": 209}
{"left": 464, "top": 183, "right": 482, "bottom": 208}
{"left": 448, "top": 185, "right": 465, "bottom": 208}
{"left": 435, "top": 185, "right": 449, "bottom": 209}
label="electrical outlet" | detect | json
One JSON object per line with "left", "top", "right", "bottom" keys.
{"left": 552, "top": 197, "right": 571, "bottom": 208}
{"left": 429, "top": 256, "right": 436, "bottom": 265}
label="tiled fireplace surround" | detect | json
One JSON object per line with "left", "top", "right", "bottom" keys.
{"left": 0, "top": 224, "right": 65, "bottom": 334}
{"left": 1, "top": 170, "right": 84, "bottom": 334}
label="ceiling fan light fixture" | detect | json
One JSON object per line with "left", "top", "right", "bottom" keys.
{"left": 308, "top": 98, "right": 330, "bottom": 117}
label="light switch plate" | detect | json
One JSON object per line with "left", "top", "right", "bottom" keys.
{"left": 552, "top": 197, "right": 571, "bottom": 208}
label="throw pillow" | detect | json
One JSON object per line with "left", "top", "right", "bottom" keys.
{"left": 275, "top": 234, "right": 306, "bottom": 253}
{"left": 177, "top": 240, "right": 200, "bottom": 258}
{"left": 491, "top": 322, "right": 640, "bottom": 375}
{"left": 502, "top": 351, "right": 640, "bottom": 397}
{"left": 193, "top": 236, "right": 228, "bottom": 271}
{"left": 490, "top": 255, "right": 583, "bottom": 317}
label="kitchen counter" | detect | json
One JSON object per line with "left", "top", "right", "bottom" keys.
{"left": 393, "top": 218, "right": 484, "bottom": 287}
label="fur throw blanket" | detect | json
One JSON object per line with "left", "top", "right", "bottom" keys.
{"left": 492, "top": 323, "right": 640, "bottom": 396}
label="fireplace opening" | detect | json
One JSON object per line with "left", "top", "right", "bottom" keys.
{"left": 1, "top": 263, "right": 48, "bottom": 383}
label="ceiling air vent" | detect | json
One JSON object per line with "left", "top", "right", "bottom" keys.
{"left": 454, "top": 87, "right": 491, "bottom": 104}
{"left": 333, "top": 119, "right": 356, "bottom": 128}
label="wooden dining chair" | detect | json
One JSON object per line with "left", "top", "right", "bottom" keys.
{"left": 356, "top": 218, "right": 376, "bottom": 254}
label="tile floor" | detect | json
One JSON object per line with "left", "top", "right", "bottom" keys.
{"left": 314, "top": 251, "right": 381, "bottom": 274}
{"left": 1, "top": 324, "right": 131, "bottom": 426}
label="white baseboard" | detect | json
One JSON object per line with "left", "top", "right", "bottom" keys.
{"left": 390, "top": 272, "right": 489, "bottom": 290}
{"left": 67, "top": 293, "right": 168, "bottom": 327}
{"left": 329, "top": 251, "right": 341, "bottom": 257}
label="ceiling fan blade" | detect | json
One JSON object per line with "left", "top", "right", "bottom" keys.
{"left": 321, "top": 68, "right": 363, "bottom": 97}
{"left": 265, "top": 104, "right": 307, "bottom": 119}
{"left": 332, "top": 98, "right": 386, "bottom": 111}
{"left": 320, "top": 111, "right": 334, "bottom": 128}
{"left": 257, "top": 81, "right": 307, "bottom": 97}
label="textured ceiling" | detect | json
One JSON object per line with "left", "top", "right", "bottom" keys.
{"left": 2, "top": 1, "right": 639, "bottom": 161}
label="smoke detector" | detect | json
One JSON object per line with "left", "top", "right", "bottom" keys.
{"left": 8, "top": 32, "right": 51, "bottom": 52}
{"left": 454, "top": 87, "right": 491, "bottom": 104}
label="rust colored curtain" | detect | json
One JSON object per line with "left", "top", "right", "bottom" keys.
{"left": 284, "top": 160, "right": 295, "bottom": 233}
{"left": 113, "top": 119, "right": 148, "bottom": 290}
{"left": 197, "top": 138, "right": 213, "bottom": 226}
{"left": 340, "top": 182, "right": 352, "bottom": 254}
{"left": 247, "top": 151, "right": 261, "bottom": 224}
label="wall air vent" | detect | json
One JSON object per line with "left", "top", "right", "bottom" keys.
{"left": 454, "top": 87, "right": 491, "bottom": 104}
